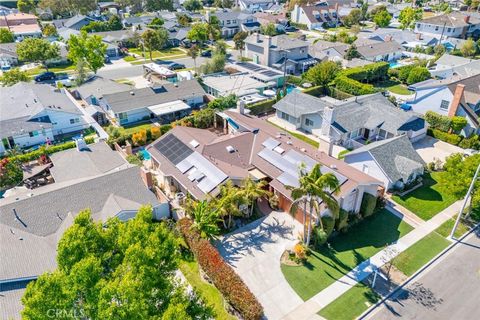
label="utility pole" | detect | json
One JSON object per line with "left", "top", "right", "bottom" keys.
{"left": 450, "top": 163, "right": 480, "bottom": 239}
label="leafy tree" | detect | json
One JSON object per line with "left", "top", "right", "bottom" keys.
{"left": 214, "top": 39, "right": 227, "bottom": 55}
{"left": 22, "top": 207, "right": 213, "bottom": 319}
{"left": 451, "top": 116, "right": 468, "bottom": 132}
{"left": 115, "top": 0, "right": 143, "bottom": 13}
{"left": 460, "top": 38, "right": 477, "bottom": 58}
{"left": 287, "top": 164, "right": 340, "bottom": 246}
{"left": 343, "top": 8, "right": 362, "bottom": 27}
{"left": 184, "top": 0, "right": 202, "bottom": 11}
{"left": 406, "top": 66, "right": 430, "bottom": 84}
{"left": 186, "top": 200, "right": 220, "bottom": 238}
{"left": 68, "top": 31, "right": 107, "bottom": 73}
{"left": 177, "top": 13, "right": 192, "bottom": 27}
{"left": 0, "top": 68, "right": 29, "bottom": 86}
{"left": 0, "top": 158, "right": 23, "bottom": 189}
{"left": 0, "top": 28, "right": 14, "bottom": 43}
{"left": 239, "top": 177, "right": 271, "bottom": 218}
{"left": 337, "top": 30, "right": 356, "bottom": 44}
{"left": 16, "top": 38, "right": 59, "bottom": 70}
{"left": 191, "top": 108, "right": 215, "bottom": 128}
{"left": 207, "top": 94, "right": 237, "bottom": 110}
{"left": 213, "top": 0, "right": 233, "bottom": 8}
{"left": 82, "top": 15, "right": 123, "bottom": 33}
{"left": 140, "top": 29, "right": 168, "bottom": 61}
{"left": 207, "top": 16, "right": 221, "bottom": 40}
{"left": 373, "top": 10, "right": 392, "bottom": 28}
{"left": 398, "top": 7, "right": 422, "bottom": 30}
{"left": 148, "top": 17, "right": 165, "bottom": 29}
{"left": 305, "top": 60, "right": 341, "bottom": 87}
{"left": 260, "top": 23, "right": 277, "bottom": 36}
{"left": 38, "top": 0, "right": 70, "bottom": 17}
{"left": 187, "top": 44, "right": 199, "bottom": 72}
{"left": 74, "top": 59, "right": 88, "bottom": 85}
{"left": 344, "top": 44, "right": 361, "bottom": 60}
{"left": 370, "top": 4, "right": 388, "bottom": 16}
{"left": 42, "top": 24, "right": 58, "bottom": 37}
{"left": 233, "top": 31, "right": 248, "bottom": 57}
{"left": 434, "top": 44, "right": 446, "bottom": 56}
{"left": 210, "top": 181, "right": 244, "bottom": 229}
{"left": 187, "top": 23, "right": 209, "bottom": 44}
{"left": 17, "top": 0, "right": 35, "bottom": 13}
{"left": 145, "top": 0, "right": 173, "bottom": 11}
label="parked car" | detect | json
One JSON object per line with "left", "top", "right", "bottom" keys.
{"left": 104, "top": 55, "right": 111, "bottom": 64}
{"left": 34, "top": 72, "right": 56, "bottom": 82}
{"left": 285, "top": 26, "right": 298, "bottom": 32}
{"left": 200, "top": 50, "right": 212, "bottom": 57}
{"left": 167, "top": 62, "right": 186, "bottom": 70}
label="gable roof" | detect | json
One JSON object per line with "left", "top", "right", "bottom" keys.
{"left": 273, "top": 90, "right": 329, "bottom": 118}
{"left": 346, "top": 135, "right": 424, "bottom": 183}
{"left": 74, "top": 76, "right": 133, "bottom": 99}
{"left": 245, "top": 33, "right": 308, "bottom": 50}
{"left": 418, "top": 12, "right": 479, "bottom": 28}
{"left": 356, "top": 41, "right": 403, "bottom": 59}
{"left": 103, "top": 80, "right": 205, "bottom": 113}
{"left": 63, "top": 14, "right": 94, "bottom": 28}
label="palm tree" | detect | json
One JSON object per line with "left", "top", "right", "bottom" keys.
{"left": 240, "top": 177, "right": 272, "bottom": 218}
{"left": 186, "top": 199, "right": 220, "bottom": 239}
{"left": 287, "top": 164, "right": 340, "bottom": 246}
{"left": 211, "top": 181, "right": 244, "bottom": 229}
{"left": 187, "top": 44, "right": 199, "bottom": 73}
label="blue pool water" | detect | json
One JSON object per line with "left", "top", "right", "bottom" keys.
{"left": 389, "top": 62, "right": 402, "bottom": 69}
{"left": 286, "top": 84, "right": 299, "bottom": 95}
{"left": 139, "top": 149, "right": 151, "bottom": 160}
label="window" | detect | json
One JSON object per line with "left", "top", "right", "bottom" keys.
{"left": 29, "top": 131, "right": 38, "bottom": 137}
{"left": 281, "top": 112, "right": 289, "bottom": 121}
{"left": 69, "top": 118, "right": 80, "bottom": 124}
{"left": 118, "top": 112, "right": 128, "bottom": 120}
{"left": 440, "top": 100, "right": 450, "bottom": 110}
{"left": 305, "top": 118, "right": 314, "bottom": 126}
{"left": 350, "top": 128, "right": 360, "bottom": 139}
{"left": 447, "top": 27, "right": 452, "bottom": 32}
{"left": 226, "top": 20, "right": 231, "bottom": 25}
{"left": 435, "top": 26, "right": 439, "bottom": 31}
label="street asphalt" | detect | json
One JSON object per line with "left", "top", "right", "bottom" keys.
{"left": 366, "top": 230, "right": 480, "bottom": 320}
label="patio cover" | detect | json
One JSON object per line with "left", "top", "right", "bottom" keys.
{"left": 22, "top": 163, "right": 52, "bottom": 180}
{"left": 147, "top": 100, "right": 191, "bottom": 116}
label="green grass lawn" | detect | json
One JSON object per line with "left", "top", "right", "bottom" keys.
{"left": 282, "top": 209, "right": 413, "bottom": 301}
{"left": 267, "top": 120, "right": 320, "bottom": 148}
{"left": 392, "top": 232, "right": 450, "bottom": 276}
{"left": 391, "top": 172, "right": 458, "bottom": 220}
{"left": 116, "top": 123, "right": 156, "bottom": 135}
{"left": 388, "top": 84, "right": 413, "bottom": 95}
{"left": 435, "top": 215, "right": 471, "bottom": 239}
{"left": 179, "top": 259, "right": 236, "bottom": 320}
{"left": 129, "top": 47, "right": 186, "bottom": 59}
{"left": 318, "top": 283, "right": 380, "bottom": 320}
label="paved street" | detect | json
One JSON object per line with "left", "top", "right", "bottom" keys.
{"left": 366, "top": 231, "right": 480, "bottom": 320}
{"left": 216, "top": 211, "right": 304, "bottom": 320}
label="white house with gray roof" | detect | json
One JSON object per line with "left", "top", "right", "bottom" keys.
{"left": 414, "top": 12, "right": 480, "bottom": 39}
{"left": 344, "top": 135, "right": 425, "bottom": 190}
{"left": 0, "top": 83, "right": 89, "bottom": 154}
{"left": 272, "top": 91, "right": 427, "bottom": 153}
{"left": 206, "top": 10, "right": 259, "bottom": 38}
{"left": 101, "top": 80, "right": 205, "bottom": 125}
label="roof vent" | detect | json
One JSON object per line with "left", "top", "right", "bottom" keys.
{"left": 189, "top": 139, "right": 200, "bottom": 148}
{"left": 287, "top": 141, "right": 292, "bottom": 145}
{"left": 330, "top": 164, "right": 337, "bottom": 170}
{"left": 130, "top": 91, "right": 135, "bottom": 95}
{"left": 300, "top": 148, "right": 306, "bottom": 152}
{"left": 226, "top": 145, "right": 235, "bottom": 153}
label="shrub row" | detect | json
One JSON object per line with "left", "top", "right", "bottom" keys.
{"left": 341, "top": 62, "right": 389, "bottom": 83}
{"left": 7, "top": 137, "right": 95, "bottom": 163}
{"left": 425, "top": 111, "right": 451, "bottom": 132}
{"left": 109, "top": 124, "right": 172, "bottom": 147}
{"left": 247, "top": 99, "right": 276, "bottom": 115}
{"left": 302, "top": 85, "right": 325, "bottom": 97}
{"left": 428, "top": 128, "right": 480, "bottom": 149}
{"left": 178, "top": 218, "right": 263, "bottom": 320}
{"left": 335, "top": 76, "right": 376, "bottom": 95}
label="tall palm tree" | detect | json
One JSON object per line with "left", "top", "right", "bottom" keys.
{"left": 287, "top": 164, "right": 340, "bottom": 246}
{"left": 211, "top": 181, "right": 244, "bottom": 229}
{"left": 240, "top": 177, "right": 272, "bottom": 218}
{"left": 187, "top": 44, "right": 199, "bottom": 73}
{"left": 186, "top": 199, "right": 220, "bottom": 239}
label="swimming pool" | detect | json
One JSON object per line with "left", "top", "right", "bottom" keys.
{"left": 389, "top": 61, "right": 402, "bottom": 68}
{"left": 138, "top": 149, "right": 151, "bottom": 160}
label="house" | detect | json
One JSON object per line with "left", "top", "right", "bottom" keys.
{"left": 405, "top": 74, "right": 480, "bottom": 136}
{"left": 290, "top": 1, "right": 357, "bottom": 30}
{"left": 201, "top": 62, "right": 285, "bottom": 99}
{"left": 146, "top": 106, "right": 381, "bottom": 221}
{"left": 0, "top": 83, "right": 90, "bottom": 154}
{"left": 272, "top": 91, "right": 427, "bottom": 153}
{"left": 244, "top": 33, "right": 316, "bottom": 74}
{"left": 207, "top": 10, "right": 259, "bottom": 38}
{"left": 0, "top": 146, "right": 166, "bottom": 319}
{"left": 168, "top": 27, "right": 189, "bottom": 47}
{"left": 344, "top": 135, "right": 425, "bottom": 190}
{"left": 309, "top": 39, "right": 349, "bottom": 62}
{"left": 429, "top": 53, "right": 480, "bottom": 79}
{"left": 356, "top": 28, "right": 438, "bottom": 50}
{"left": 0, "top": 42, "right": 18, "bottom": 68}
{"left": 90, "top": 29, "right": 146, "bottom": 57}
{"left": 101, "top": 80, "right": 205, "bottom": 125}
{"left": 253, "top": 11, "right": 288, "bottom": 32}
{"left": 356, "top": 40, "right": 403, "bottom": 62}
{"left": 414, "top": 12, "right": 480, "bottom": 39}
{"left": 122, "top": 15, "right": 156, "bottom": 28}
{"left": 54, "top": 14, "right": 95, "bottom": 30}
{"left": 238, "top": 0, "right": 278, "bottom": 13}
{"left": 0, "top": 13, "right": 41, "bottom": 39}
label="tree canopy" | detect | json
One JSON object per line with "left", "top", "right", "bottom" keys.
{"left": 0, "top": 28, "right": 14, "bottom": 43}
{"left": 187, "top": 23, "right": 209, "bottom": 44}
{"left": 68, "top": 31, "right": 107, "bottom": 74}
{"left": 305, "top": 61, "right": 341, "bottom": 87}
{"left": 0, "top": 68, "right": 29, "bottom": 87}
{"left": 343, "top": 9, "right": 363, "bottom": 27}
{"left": 145, "top": 0, "right": 174, "bottom": 11}
{"left": 398, "top": 7, "right": 422, "bottom": 30}
{"left": 460, "top": 39, "right": 477, "bottom": 58}
{"left": 16, "top": 38, "right": 59, "bottom": 69}
{"left": 373, "top": 10, "right": 392, "bottom": 28}
{"left": 17, "top": 0, "right": 35, "bottom": 13}
{"left": 141, "top": 28, "right": 168, "bottom": 61}
{"left": 22, "top": 207, "right": 213, "bottom": 320}
{"left": 183, "top": 0, "right": 203, "bottom": 11}
{"left": 260, "top": 23, "right": 277, "bottom": 36}
{"left": 39, "top": 0, "right": 97, "bottom": 15}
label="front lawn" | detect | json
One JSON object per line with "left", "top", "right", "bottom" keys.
{"left": 388, "top": 84, "right": 413, "bottom": 95}
{"left": 391, "top": 172, "right": 458, "bottom": 220}
{"left": 435, "top": 215, "right": 470, "bottom": 239}
{"left": 282, "top": 209, "right": 413, "bottom": 301}
{"left": 129, "top": 47, "right": 186, "bottom": 59}
{"left": 121, "top": 123, "right": 156, "bottom": 135}
{"left": 392, "top": 231, "right": 450, "bottom": 276}
{"left": 318, "top": 283, "right": 380, "bottom": 320}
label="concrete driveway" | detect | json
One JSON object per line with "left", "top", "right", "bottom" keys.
{"left": 413, "top": 136, "right": 464, "bottom": 163}
{"left": 216, "top": 211, "right": 304, "bottom": 320}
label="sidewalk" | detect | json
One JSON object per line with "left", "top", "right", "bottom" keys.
{"left": 282, "top": 200, "right": 463, "bottom": 320}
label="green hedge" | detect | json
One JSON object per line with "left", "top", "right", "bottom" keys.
{"left": 287, "top": 75, "right": 304, "bottom": 86}
{"left": 360, "top": 193, "right": 377, "bottom": 218}
{"left": 341, "top": 62, "right": 389, "bottom": 83}
{"left": 302, "top": 85, "right": 324, "bottom": 97}
{"left": 7, "top": 137, "right": 95, "bottom": 163}
{"left": 335, "top": 76, "right": 376, "bottom": 95}
{"left": 290, "top": 22, "right": 308, "bottom": 30}
{"left": 247, "top": 99, "right": 276, "bottom": 115}
{"left": 425, "top": 111, "right": 451, "bottom": 132}
{"left": 427, "top": 128, "right": 463, "bottom": 146}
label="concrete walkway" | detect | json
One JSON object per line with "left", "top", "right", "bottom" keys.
{"left": 282, "top": 200, "right": 463, "bottom": 320}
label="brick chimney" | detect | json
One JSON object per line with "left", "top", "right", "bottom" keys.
{"left": 448, "top": 84, "right": 465, "bottom": 118}
{"left": 384, "top": 35, "right": 393, "bottom": 42}
{"left": 140, "top": 167, "right": 154, "bottom": 190}
{"left": 464, "top": 15, "right": 470, "bottom": 24}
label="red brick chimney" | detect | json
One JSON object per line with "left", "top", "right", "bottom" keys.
{"left": 140, "top": 167, "right": 154, "bottom": 190}
{"left": 448, "top": 84, "right": 465, "bottom": 118}
{"left": 384, "top": 35, "right": 393, "bottom": 42}
{"left": 464, "top": 15, "right": 470, "bottom": 23}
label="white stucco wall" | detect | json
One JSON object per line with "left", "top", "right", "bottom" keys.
{"left": 344, "top": 151, "right": 392, "bottom": 189}
{"left": 408, "top": 87, "right": 454, "bottom": 116}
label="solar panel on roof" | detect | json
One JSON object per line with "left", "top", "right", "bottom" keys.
{"left": 154, "top": 134, "right": 193, "bottom": 165}
{"left": 278, "top": 172, "right": 299, "bottom": 188}
{"left": 262, "top": 137, "right": 280, "bottom": 150}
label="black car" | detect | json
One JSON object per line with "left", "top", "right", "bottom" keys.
{"left": 167, "top": 62, "right": 186, "bottom": 70}
{"left": 200, "top": 50, "right": 212, "bottom": 57}
{"left": 285, "top": 26, "right": 298, "bottom": 32}
{"left": 34, "top": 72, "right": 56, "bottom": 82}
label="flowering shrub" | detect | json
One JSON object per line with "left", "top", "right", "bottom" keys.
{"left": 132, "top": 129, "right": 147, "bottom": 146}
{"left": 178, "top": 218, "right": 264, "bottom": 320}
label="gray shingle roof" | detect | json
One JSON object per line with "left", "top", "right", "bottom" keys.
{"left": 103, "top": 80, "right": 205, "bottom": 113}
{"left": 74, "top": 76, "right": 133, "bottom": 99}
{"left": 245, "top": 33, "right": 309, "bottom": 51}
{"left": 273, "top": 90, "right": 329, "bottom": 118}
{"left": 346, "top": 135, "right": 425, "bottom": 183}
{"left": 356, "top": 41, "right": 403, "bottom": 59}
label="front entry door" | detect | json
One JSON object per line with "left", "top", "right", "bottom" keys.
{"left": 363, "top": 128, "right": 370, "bottom": 140}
